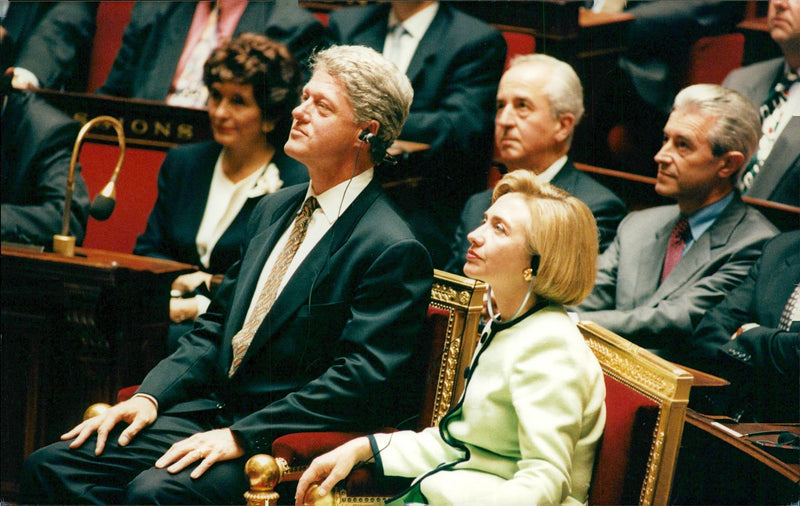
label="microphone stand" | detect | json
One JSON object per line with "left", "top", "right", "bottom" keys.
{"left": 53, "top": 115, "right": 126, "bottom": 256}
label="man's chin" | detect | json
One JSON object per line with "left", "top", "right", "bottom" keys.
{"left": 654, "top": 182, "right": 675, "bottom": 199}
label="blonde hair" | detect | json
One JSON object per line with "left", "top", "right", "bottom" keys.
{"left": 492, "top": 171, "right": 598, "bottom": 305}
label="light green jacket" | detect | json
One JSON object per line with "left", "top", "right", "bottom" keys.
{"left": 373, "top": 305, "right": 606, "bottom": 505}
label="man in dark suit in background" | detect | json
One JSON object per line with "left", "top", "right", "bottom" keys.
{"left": 1, "top": 1, "right": 98, "bottom": 91}
{"left": 1, "top": 26, "right": 90, "bottom": 247}
{"left": 445, "top": 53, "right": 626, "bottom": 275}
{"left": 20, "top": 45, "right": 433, "bottom": 504}
{"left": 96, "top": 0, "right": 324, "bottom": 107}
{"left": 723, "top": 0, "right": 799, "bottom": 207}
{"left": 328, "top": 1, "right": 507, "bottom": 267}
{"left": 687, "top": 230, "right": 799, "bottom": 423}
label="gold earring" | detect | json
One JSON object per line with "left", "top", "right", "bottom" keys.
{"left": 523, "top": 268, "right": 533, "bottom": 282}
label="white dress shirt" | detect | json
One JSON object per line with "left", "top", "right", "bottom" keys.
{"left": 384, "top": 2, "right": 438, "bottom": 75}
{"left": 242, "top": 169, "right": 374, "bottom": 323}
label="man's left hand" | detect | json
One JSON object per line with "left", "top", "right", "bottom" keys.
{"left": 155, "top": 428, "right": 244, "bottom": 479}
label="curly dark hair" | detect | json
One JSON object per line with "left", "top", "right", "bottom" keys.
{"left": 203, "top": 32, "right": 301, "bottom": 146}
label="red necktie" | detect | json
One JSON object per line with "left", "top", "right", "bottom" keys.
{"left": 661, "top": 217, "right": 689, "bottom": 284}
{"left": 228, "top": 196, "right": 319, "bottom": 376}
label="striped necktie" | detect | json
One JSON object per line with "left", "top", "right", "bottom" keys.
{"left": 228, "top": 196, "right": 319, "bottom": 376}
{"left": 780, "top": 283, "right": 800, "bottom": 332}
{"left": 739, "top": 69, "right": 798, "bottom": 192}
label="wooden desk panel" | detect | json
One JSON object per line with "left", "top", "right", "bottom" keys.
{"left": 670, "top": 410, "right": 799, "bottom": 504}
{"left": 0, "top": 246, "right": 195, "bottom": 499}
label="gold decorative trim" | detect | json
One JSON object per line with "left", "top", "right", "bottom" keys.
{"left": 429, "top": 301, "right": 458, "bottom": 426}
{"left": 334, "top": 488, "right": 386, "bottom": 505}
{"left": 584, "top": 335, "right": 676, "bottom": 399}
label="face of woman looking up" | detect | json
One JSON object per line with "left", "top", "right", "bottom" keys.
{"left": 208, "top": 81, "right": 270, "bottom": 152}
{"left": 464, "top": 192, "right": 532, "bottom": 293}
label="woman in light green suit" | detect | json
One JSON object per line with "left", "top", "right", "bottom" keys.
{"left": 295, "top": 170, "right": 606, "bottom": 506}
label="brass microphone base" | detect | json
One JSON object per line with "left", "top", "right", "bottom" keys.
{"left": 53, "top": 235, "right": 76, "bottom": 256}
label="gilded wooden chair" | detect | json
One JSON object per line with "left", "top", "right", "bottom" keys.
{"left": 243, "top": 269, "right": 486, "bottom": 506}
{"left": 578, "top": 321, "right": 693, "bottom": 506}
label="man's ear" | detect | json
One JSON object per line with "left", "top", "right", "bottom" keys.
{"left": 717, "top": 151, "right": 745, "bottom": 179}
{"left": 554, "top": 113, "right": 575, "bottom": 143}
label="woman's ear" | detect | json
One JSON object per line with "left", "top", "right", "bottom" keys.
{"left": 262, "top": 120, "right": 275, "bottom": 134}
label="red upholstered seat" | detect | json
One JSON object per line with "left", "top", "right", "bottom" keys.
{"left": 589, "top": 375, "right": 659, "bottom": 505}
{"left": 502, "top": 29, "right": 536, "bottom": 69}
{"left": 682, "top": 33, "right": 744, "bottom": 88}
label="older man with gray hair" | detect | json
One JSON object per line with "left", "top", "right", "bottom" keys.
{"left": 20, "top": 45, "right": 433, "bottom": 505}
{"left": 445, "top": 53, "right": 626, "bottom": 275}
{"left": 575, "top": 84, "right": 778, "bottom": 361}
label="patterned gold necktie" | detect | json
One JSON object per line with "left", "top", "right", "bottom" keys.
{"left": 228, "top": 196, "right": 319, "bottom": 376}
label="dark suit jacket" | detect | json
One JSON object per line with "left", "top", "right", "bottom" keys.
{"left": 97, "top": 1, "right": 324, "bottom": 101}
{"left": 328, "top": 4, "right": 507, "bottom": 268}
{"left": 444, "top": 160, "right": 627, "bottom": 275}
{"left": 688, "top": 231, "right": 799, "bottom": 422}
{"left": 328, "top": 4, "right": 505, "bottom": 200}
{"left": 133, "top": 141, "right": 308, "bottom": 275}
{"left": 1, "top": 91, "right": 90, "bottom": 246}
{"left": 3, "top": 1, "right": 97, "bottom": 91}
{"left": 136, "top": 179, "right": 433, "bottom": 454}
{"left": 577, "top": 195, "right": 778, "bottom": 353}
{"left": 723, "top": 58, "right": 800, "bottom": 207}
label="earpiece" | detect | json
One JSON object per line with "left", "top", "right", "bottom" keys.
{"left": 530, "top": 254, "right": 540, "bottom": 276}
{"left": 359, "top": 130, "right": 374, "bottom": 143}
{"left": 358, "top": 129, "right": 393, "bottom": 166}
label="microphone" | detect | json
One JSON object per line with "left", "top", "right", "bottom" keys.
{"left": 90, "top": 192, "right": 116, "bottom": 221}
{"left": 53, "top": 115, "right": 126, "bottom": 256}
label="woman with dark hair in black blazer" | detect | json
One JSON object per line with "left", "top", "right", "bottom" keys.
{"left": 134, "top": 33, "right": 308, "bottom": 351}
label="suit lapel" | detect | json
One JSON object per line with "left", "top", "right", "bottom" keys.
{"left": 348, "top": 6, "right": 390, "bottom": 50}
{"left": 237, "top": 179, "right": 384, "bottom": 367}
{"left": 405, "top": 6, "right": 451, "bottom": 84}
{"left": 150, "top": 2, "right": 196, "bottom": 99}
{"left": 226, "top": 189, "right": 306, "bottom": 333}
{"left": 550, "top": 160, "right": 580, "bottom": 195}
{"left": 185, "top": 144, "right": 221, "bottom": 235}
{"left": 636, "top": 214, "right": 675, "bottom": 304}
{"left": 650, "top": 197, "right": 745, "bottom": 301}
{"left": 748, "top": 117, "right": 800, "bottom": 200}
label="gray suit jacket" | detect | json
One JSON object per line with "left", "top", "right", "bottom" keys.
{"left": 577, "top": 195, "right": 778, "bottom": 354}
{"left": 723, "top": 58, "right": 800, "bottom": 207}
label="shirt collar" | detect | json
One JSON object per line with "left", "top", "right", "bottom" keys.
{"left": 535, "top": 155, "right": 569, "bottom": 184}
{"left": 686, "top": 191, "right": 734, "bottom": 241}
{"left": 388, "top": 2, "right": 439, "bottom": 40}
{"left": 305, "top": 168, "right": 374, "bottom": 226}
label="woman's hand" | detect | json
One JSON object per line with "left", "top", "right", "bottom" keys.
{"left": 170, "top": 296, "right": 199, "bottom": 322}
{"left": 295, "top": 437, "right": 373, "bottom": 506}
{"left": 171, "top": 271, "right": 214, "bottom": 295}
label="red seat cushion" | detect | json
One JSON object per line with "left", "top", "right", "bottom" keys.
{"left": 589, "top": 374, "right": 659, "bottom": 505}
{"left": 116, "top": 385, "right": 139, "bottom": 404}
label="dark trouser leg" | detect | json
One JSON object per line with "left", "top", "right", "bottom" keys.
{"left": 124, "top": 455, "right": 249, "bottom": 504}
{"left": 19, "top": 413, "right": 212, "bottom": 504}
